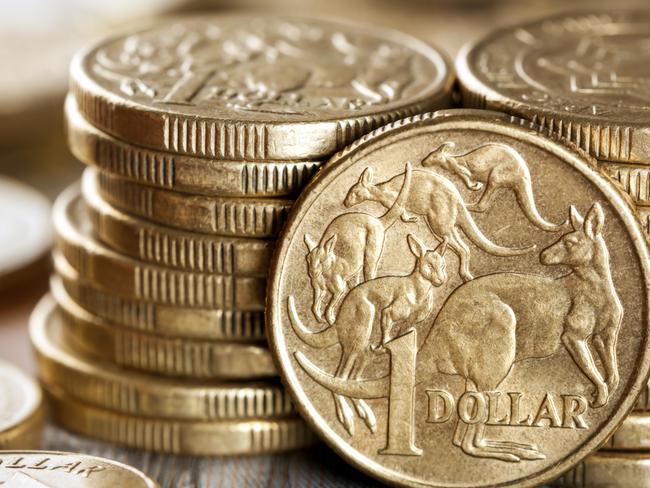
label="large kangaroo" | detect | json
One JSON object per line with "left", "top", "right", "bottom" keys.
{"left": 305, "top": 163, "right": 413, "bottom": 324}
{"left": 422, "top": 142, "right": 563, "bottom": 231}
{"left": 344, "top": 167, "right": 534, "bottom": 281}
{"left": 296, "top": 203, "right": 623, "bottom": 462}
{"left": 290, "top": 234, "right": 448, "bottom": 435}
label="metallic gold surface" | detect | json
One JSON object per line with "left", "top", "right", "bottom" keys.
{"left": 268, "top": 109, "right": 650, "bottom": 487}
{"left": 0, "top": 451, "right": 159, "bottom": 487}
{"left": 601, "top": 161, "right": 650, "bottom": 207}
{"left": 457, "top": 11, "right": 650, "bottom": 163}
{"left": 556, "top": 452, "right": 650, "bottom": 488}
{"left": 602, "top": 411, "right": 650, "bottom": 450}
{"left": 54, "top": 184, "right": 266, "bottom": 310}
{"left": 31, "top": 293, "right": 293, "bottom": 419}
{"left": 71, "top": 15, "right": 453, "bottom": 161}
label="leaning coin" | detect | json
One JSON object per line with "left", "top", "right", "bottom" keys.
{"left": 556, "top": 452, "right": 650, "bottom": 488}
{"left": 602, "top": 161, "right": 650, "bottom": 206}
{"left": 71, "top": 16, "right": 453, "bottom": 161}
{"left": 54, "top": 184, "right": 266, "bottom": 310}
{"left": 636, "top": 207, "right": 650, "bottom": 236}
{"left": 31, "top": 294, "right": 292, "bottom": 419}
{"left": 268, "top": 109, "right": 650, "bottom": 488}
{"left": 82, "top": 172, "right": 274, "bottom": 276}
{"left": 0, "top": 451, "right": 159, "bottom": 487}
{"left": 92, "top": 169, "right": 292, "bottom": 238}
{"left": 0, "top": 360, "right": 44, "bottom": 449}
{"left": 602, "top": 411, "right": 650, "bottom": 450}
{"left": 457, "top": 11, "right": 650, "bottom": 164}
{"left": 637, "top": 382, "right": 650, "bottom": 411}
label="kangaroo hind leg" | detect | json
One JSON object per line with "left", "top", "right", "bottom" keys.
{"left": 349, "top": 355, "right": 377, "bottom": 433}
{"left": 467, "top": 178, "right": 498, "bottom": 213}
{"left": 561, "top": 327, "right": 609, "bottom": 408}
{"left": 332, "top": 353, "right": 359, "bottom": 436}
{"left": 449, "top": 228, "right": 474, "bottom": 282}
{"left": 593, "top": 318, "right": 622, "bottom": 392}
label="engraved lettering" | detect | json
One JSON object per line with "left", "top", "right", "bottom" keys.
{"left": 562, "top": 394, "right": 589, "bottom": 429}
{"left": 458, "top": 392, "right": 487, "bottom": 425}
{"left": 426, "top": 389, "right": 454, "bottom": 423}
{"left": 532, "top": 393, "right": 562, "bottom": 427}
{"left": 486, "top": 391, "right": 510, "bottom": 425}
{"left": 76, "top": 465, "right": 107, "bottom": 478}
{"left": 509, "top": 392, "right": 533, "bottom": 426}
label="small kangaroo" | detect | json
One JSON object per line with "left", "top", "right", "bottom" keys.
{"left": 422, "top": 142, "right": 563, "bottom": 232}
{"left": 289, "top": 234, "right": 448, "bottom": 435}
{"left": 305, "top": 163, "right": 413, "bottom": 324}
{"left": 344, "top": 167, "right": 534, "bottom": 281}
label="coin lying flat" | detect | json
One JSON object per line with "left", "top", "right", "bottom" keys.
{"left": 82, "top": 172, "right": 274, "bottom": 276}
{"left": 31, "top": 293, "right": 292, "bottom": 419}
{"left": 457, "top": 11, "right": 650, "bottom": 163}
{"left": 0, "top": 360, "right": 44, "bottom": 449}
{"left": 0, "top": 451, "right": 159, "bottom": 487}
{"left": 54, "top": 184, "right": 266, "bottom": 310}
{"left": 71, "top": 16, "right": 453, "bottom": 162}
{"left": 66, "top": 96, "right": 321, "bottom": 198}
{"left": 93, "top": 169, "right": 292, "bottom": 238}
{"left": 602, "top": 411, "right": 650, "bottom": 450}
{"left": 268, "top": 109, "right": 650, "bottom": 487}
{"left": 556, "top": 452, "right": 650, "bottom": 488}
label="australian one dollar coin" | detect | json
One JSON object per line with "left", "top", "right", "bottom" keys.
{"left": 267, "top": 109, "right": 650, "bottom": 487}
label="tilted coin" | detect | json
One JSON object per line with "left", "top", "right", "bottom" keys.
{"left": 0, "top": 451, "right": 159, "bottom": 487}
{"left": 457, "top": 11, "right": 650, "bottom": 163}
{"left": 602, "top": 161, "right": 650, "bottom": 206}
{"left": 0, "top": 360, "right": 44, "bottom": 449}
{"left": 71, "top": 16, "right": 453, "bottom": 161}
{"left": 268, "top": 109, "right": 650, "bottom": 487}
{"left": 66, "top": 96, "right": 321, "bottom": 198}
{"left": 637, "top": 381, "right": 650, "bottom": 411}
{"left": 55, "top": 253, "right": 266, "bottom": 341}
{"left": 82, "top": 172, "right": 274, "bottom": 276}
{"left": 636, "top": 207, "right": 650, "bottom": 236}
{"left": 602, "top": 411, "right": 650, "bottom": 450}
{"left": 92, "top": 168, "right": 292, "bottom": 238}
{"left": 556, "top": 452, "right": 650, "bottom": 488}
{"left": 54, "top": 184, "right": 266, "bottom": 310}
{"left": 47, "top": 387, "right": 316, "bottom": 456}
{"left": 31, "top": 293, "right": 292, "bottom": 419}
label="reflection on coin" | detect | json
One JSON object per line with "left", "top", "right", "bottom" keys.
{"left": 457, "top": 11, "right": 650, "bottom": 163}
{"left": 0, "top": 360, "right": 44, "bottom": 449}
{"left": 71, "top": 16, "right": 453, "bottom": 161}
{"left": 0, "top": 177, "right": 51, "bottom": 290}
{"left": 268, "top": 109, "right": 650, "bottom": 487}
{"left": 31, "top": 293, "right": 292, "bottom": 419}
{"left": 66, "top": 96, "right": 321, "bottom": 198}
{"left": 556, "top": 452, "right": 650, "bottom": 488}
{"left": 54, "top": 184, "right": 266, "bottom": 310}
{"left": 0, "top": 451, "right": 159, "bottom": 487}
{"left": 602, "top": 411, "right": 650, "bottom": 450}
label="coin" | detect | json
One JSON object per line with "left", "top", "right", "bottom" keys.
{"left": 602, "top": 411, "right": 650, "bottom": 450}
{"left": 93, "top": 169, "right": 292, "bottom": 238}
{"left": 71, "top": 16, "right": 453, "bottom": 162}
{"left": 0, "top": 451, "right": 159, "bottom": 487}
{"left": 47, "top": 387, "right": 316, "bottom": 456}
{"left": 636, "top": 207, "right": 650, "bottom": 236}
{"left": 55, "top": 253, "right": 266, "bottom": 342}
{"left": 268, "top": 109, "right": 650, "bottom": 487}
{"left": 0, "top": 177, "right": 52, "bottom": 290}
{"left": 31, "top": 293, "right": 293, "bottom": 419}
{"left": 0, "top": 360, "right": 44, "bottom": 449}
{"left": 556, "top": 452, "right": 650, "bottom": 488}
{"left": 82, "top": 171, "right": 274, "bottom": 276}
{"left": 54, "top": 184, "right": 266, "bottom": 310}
{"left": 602, "top": 161, "right": 650, "bottom": 206}
{"left": 457, "top": 11, "right": 650, "bottom": 163}
{"left": 637, "top": 382, "right": 650, "bottom": 411}
{"left": 48, "top": 282, "right": 276, "bottom": 379}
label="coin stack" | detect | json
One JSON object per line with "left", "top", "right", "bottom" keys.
{"left": 31, "top": 15, "right": 454, "bottom": 455}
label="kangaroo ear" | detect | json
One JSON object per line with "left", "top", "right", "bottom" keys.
{"left": 407, "top": 234, "right": 426, "bottom": 258}
{"left": 584, "top": 203, "right": 604, "bottom": 238}
{"left": 324, "top": 234, "right": 337, "bottom": 254}
{"left": 436, "top": 237, "right": 449, "bottom": 257}
{"left": 569, "top": 206, "right": 584, "bottom": 230}
{"left": 360, "top": 167, "right": 373, "bottom": 186}
{"left": 304, "top": 234, "right": 317, "bottom": 252}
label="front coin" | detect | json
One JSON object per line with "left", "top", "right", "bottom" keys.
{"left": 268, "top": 109, "right": 650, "bottom": 487}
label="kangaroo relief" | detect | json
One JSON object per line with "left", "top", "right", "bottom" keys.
{"left": 422, "top": 142, "right": 564, "bottom": 231}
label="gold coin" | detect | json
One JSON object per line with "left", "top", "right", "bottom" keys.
{"left": 47, "top": 387, "right": 316, "bottom": 456}
{"left": 55, "top": 253, "right": 266, "bottom": 341}
{"left": 54, "top": 184, "right": 266, "bottom": 310}
{"left": 82, "top": 171, "right": 274, "bottom": 276}
{"left": 636, "top": 207, "right": 650, "bottom": 236}
{"left": 637, "top": 382, "right": 650, "bottom": 411}
{"left": 602, "top": 161, "right": 650, "bottom": 206}
{"left": 31, "top": 293, "right": 293, "bottom": 419}
{"left": 49, "top": 282, "right": 276, "bottom": 379}
{"left": 0, "top": 451, "right": 159, "bottom": 487}
{"left": 457, "top": 11, "right": 650, "bottom": 163}
{"left": 0, "top": 360, "right": 44, "bottom": 449}
{"left": 556, "top": 452, "right": 650, "bottom": 488}
{"left": 602, "top": 411, "right": 650, "bottom": 450}
{"left": 71, "top": 16, "right": 453, "bottom": 162}
{"left": 93, "top": 168, "right": 292, "bottom": 238}
{"left": 268, "top": 109, "right": 650, "bottom": 487}
{"left": 66, "top": 96, "right": 321, "bottom": 198}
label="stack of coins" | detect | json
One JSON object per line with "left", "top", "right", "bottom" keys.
{"left": 31, "top": 15, "right": 454, "bottom": 455}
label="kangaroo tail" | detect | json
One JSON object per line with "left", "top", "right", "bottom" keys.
{"left": 378, "top": 162, "right": 412, "bottom": 229}
{"left": 288, "top": 296, "right": 338, "bottom": 349}
{"left": 516, "top": 180, "right": 565, "bottom": 232}
{"left": 457, "top": 203, "right": 536, "bottom": 256}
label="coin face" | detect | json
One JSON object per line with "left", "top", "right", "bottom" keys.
{"left": 457, "top": 11, "right": 650, "bottom": 163}
{"left": 0, "top": 451, "right": 159, "bottom": 487}
{"left": 71, "top": 16, "right": 453, "bottom": 160}
{"left": 0, "top": 361, "right": 43, "bottom": 449}
{"left": 267, "top": 109, "right": 650, "bottom": 487}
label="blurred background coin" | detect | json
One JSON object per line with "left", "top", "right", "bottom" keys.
{"left": 555, "top": 452, "right": 650, "bottom": 488}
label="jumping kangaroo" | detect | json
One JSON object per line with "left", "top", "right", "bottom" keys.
{"left": 290, "top": 234, "right": 448, "bottom": 435}
{"left": 305, "top": 163, "right": 413, "bottom": 324}
{"left": 422, "top": 142, "right": 563, "bottom": 231}
{"left": 344, "top": 167, "right": 534, "bottom": 281}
